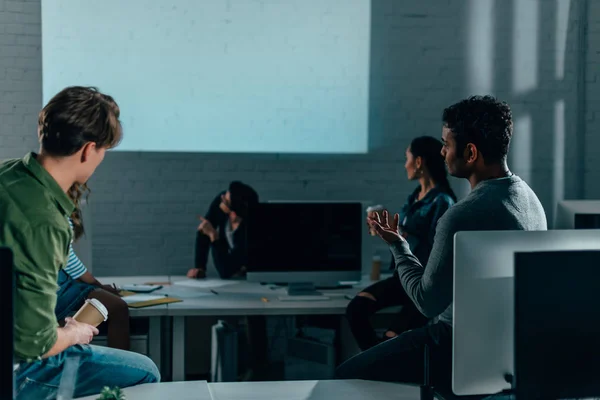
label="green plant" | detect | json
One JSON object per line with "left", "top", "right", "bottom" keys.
{"left": 97, "top": 386, "right": 125, "bottom": 400}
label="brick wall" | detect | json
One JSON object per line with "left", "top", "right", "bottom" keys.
{"left": 584, "top": 0, "right": 600, "bottom": 198}
{"left": 0, "top": 0, "right": 596, "bottom": 276}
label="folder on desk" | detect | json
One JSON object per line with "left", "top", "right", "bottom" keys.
{"left": 121, "top": 294, "right": 183, "bottom": 308}
{"left": 127, "top": 297, "right": 182, "bottom": 308}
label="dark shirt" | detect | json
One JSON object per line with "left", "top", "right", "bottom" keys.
{"left": 194, "top": 191, "right": 247, "bottom": 279}
{"left": 389, "top": 186, "right": 455, "bottom": 269}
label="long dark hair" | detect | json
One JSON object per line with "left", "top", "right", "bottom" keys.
{"left": 409, "top": 136, "right": 457, "bottom": 202}
{"left": 67, "top": 183, "right": 90, "bottom": 241}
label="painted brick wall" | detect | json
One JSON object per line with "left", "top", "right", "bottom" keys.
{"left": 0, "top": 0, "right": 596, "bottom": 277}
{"left": 584, "top": 0, "right": 600, "bottom": 198}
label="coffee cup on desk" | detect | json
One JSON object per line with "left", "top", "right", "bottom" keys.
{"left": 366, "top": 205, "right": 385, "bottom": 236}
{"left": 72, "top": 298, "right": 108, "bottom": 327}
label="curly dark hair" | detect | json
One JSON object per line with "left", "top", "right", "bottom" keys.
{"left": 442, "top": 95, "right": 513, "bottom": 165}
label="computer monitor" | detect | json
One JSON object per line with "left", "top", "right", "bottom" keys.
{"left": 554, "top": 200, "right": 600, "bottom": 229}
{"left": 452, "top": 229, "right": 600, "bottom": 396}
{"left": 0, "top": 247, "right": 15, "bottom": 399}
{"left": 245, "top": 202, "right": 362, "bottom": 295}
{"left": 514, "top": 250, "right": 600, "bottom": 399}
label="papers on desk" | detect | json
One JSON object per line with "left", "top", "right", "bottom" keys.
{"left": 120, "top": 284, "right": 163, "bottom": 293}
{"left": 173, "top": 279, "right": 240, "bottom": 289}
{"left": 122, "top": 294, "right": 167, "bottom": 304}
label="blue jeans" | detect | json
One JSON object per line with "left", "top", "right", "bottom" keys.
{"left": 15, "top": 344, "right": 160, "bottom": 399}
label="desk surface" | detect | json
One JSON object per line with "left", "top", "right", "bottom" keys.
{"left": 77, "top": 379, "right": 420, "bottom": 400}
{"left": 99, "top": 274, "right": 397, "bottom": 317}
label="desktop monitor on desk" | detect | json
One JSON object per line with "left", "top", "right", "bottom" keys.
{"left": 245, "top": 202, "right": 362, "bottom": 296}
{"left": 514, "top": 250, "right": 600, "bottom": 399}
{"left": 554, "top": 200, "right": 600, "bottom": 229}
{"left": 452, "top": 229, "right": 600, "bottom": 397}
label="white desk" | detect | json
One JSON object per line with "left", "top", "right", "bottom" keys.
{"left": 76, "top": 381, "right": 211, "bottom": 400}
{"left": 96, "top": 276, "right": 171, "bottom": 373}
{"left": 98, "top": 274, "right": 397, "bottom": 382}
{"left": 77, "top": 379, "right": 420, "bottom": 400}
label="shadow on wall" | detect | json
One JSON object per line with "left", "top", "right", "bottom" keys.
{"left": 464, "top": 0, "right": 585, "bottom": 225}
{"left": 89, "top": 0, "right": 584, "bottom": 276}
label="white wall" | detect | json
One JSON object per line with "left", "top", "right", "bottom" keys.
{"left": 0, "top": 0, "right": 596, "bottom": 276}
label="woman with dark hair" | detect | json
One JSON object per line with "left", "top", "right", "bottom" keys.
{"left": 345, "top": 136, "right": 456, "bottom": 351}
{"left": 54, "top": 182, "right": 131, "bottom": 350}
{"left": 188, "top": 180, "right": 260, "bottom": 279}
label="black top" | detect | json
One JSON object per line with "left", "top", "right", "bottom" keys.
{"left": 194, "top": 191, "right": 247, "bottom": 279}
{"left": 389, "top": 185, "right": 455, "bottom": 270}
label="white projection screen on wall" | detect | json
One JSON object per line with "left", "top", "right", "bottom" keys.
{"left": 41, "top": 0, "right": 371, "bottom": 154}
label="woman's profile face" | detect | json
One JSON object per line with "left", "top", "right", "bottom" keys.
{"left": 404, "top": 147, "right": 418, "bottom": 180}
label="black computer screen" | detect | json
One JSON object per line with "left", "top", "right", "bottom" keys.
{"left": 574, "top": 213, "right": 600, "bottom": 229}
{"left": 246, "top": 202, "right": 362, "bottom": 273}
{"left": 515, "top": 250, "right": 600, "bottom": 399}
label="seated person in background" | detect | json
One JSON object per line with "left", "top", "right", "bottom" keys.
{"left": 55, "top": 183, "right": 131, "bottom": 350}
{"left": 346, "top": 136, "right": 456, "bottom": 351}
{"left": 336, "top": 95, "right": 547, "bottom": 387}
{"left": 187, "top": 181, "right": 259, "bottom": 279}
{"left": 1, "top": 86, "right": 159, "bottom": 399}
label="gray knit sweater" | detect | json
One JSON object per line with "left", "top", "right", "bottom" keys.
{"left": 389, "top": 175, "right": 547, "bottom": 325}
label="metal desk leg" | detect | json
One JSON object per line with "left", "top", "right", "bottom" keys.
{"left": 148, "top": 317, "right": 162, "bottom": 374}
{"left": 172, "top": 316, "right": 186, "bottom": 381}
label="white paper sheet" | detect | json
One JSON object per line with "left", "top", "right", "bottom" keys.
{"left": 121, "top": 294, "right": 166, "bottom": 304}
{"left": 173, "top": 279, "right": 239, "bottom": 289}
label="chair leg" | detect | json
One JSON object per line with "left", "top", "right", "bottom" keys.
{"left": 421, "top": 344, "right": 435, "bottom": 399}
{"left": 420, "top": 385, "right": 435, "bottom": 400}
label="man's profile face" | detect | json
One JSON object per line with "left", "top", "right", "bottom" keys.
{"left": 441, "top": 126, "right": 469, "bottom": 178}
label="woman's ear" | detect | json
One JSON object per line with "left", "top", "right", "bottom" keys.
{"left": 415, "top": 156, "right": 423, "bottom": 170}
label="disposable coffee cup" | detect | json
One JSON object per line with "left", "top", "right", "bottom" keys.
{"left": 72, "top": 299, "right": 108, "bottom": 327}
{"left": 366, "top": 205, "right": 384, "bottom": 236}
{"left": 370, "top": 255, "right": 382, "bottom": 281}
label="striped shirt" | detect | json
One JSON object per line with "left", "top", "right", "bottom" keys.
{"left": 63, "top": 218, "right": 87, "bottom": 279}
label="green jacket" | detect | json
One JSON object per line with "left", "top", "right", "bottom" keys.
{"left": 0, "top": 153, "right": 74, "bottom": 361}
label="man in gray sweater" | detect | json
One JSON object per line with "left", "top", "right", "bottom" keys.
{"left": 336, "top": 95, "right": 547, "bottom": 387}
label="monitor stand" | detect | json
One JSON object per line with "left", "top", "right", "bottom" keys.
{"left": 278, "top": 283, "right": 331, "bottom": 302}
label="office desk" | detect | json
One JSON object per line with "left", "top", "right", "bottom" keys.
{"left": 98, "top": 274, "right": 398, "bottom": 382}
{"left": 77, "top": 379, "right": 420, "bottom": 400}
{"left": 97, "top": 276, "right": 171, "bottom": 373}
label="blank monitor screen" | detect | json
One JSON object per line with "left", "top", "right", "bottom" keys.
{"left": 515, "top": 250, "right": 600, "bottom": 399}
{"left": 574, "top": 213, "right": 600, "bottom": 229}
{"left": 246, "top": 202, "right": 362, "bottom": 279}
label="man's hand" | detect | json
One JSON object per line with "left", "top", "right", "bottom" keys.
{"left": 367, "top": 210, "right": 405, "bottom": 245}
{"left": 197, "top": 217, "right": 218, "bottom": 242}
{"left": 63, "top": 317, "right": 99, "bottom": 346}
{"left": 187, "top": 268, "right": 206, "bottom": 279}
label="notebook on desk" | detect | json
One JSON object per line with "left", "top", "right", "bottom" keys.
{"left": 120, "top": 284, "right": 163, "bottom": 293}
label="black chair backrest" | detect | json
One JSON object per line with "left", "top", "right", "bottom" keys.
{"left": 0, "top": 247, "right": 15, "bottom": 399}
